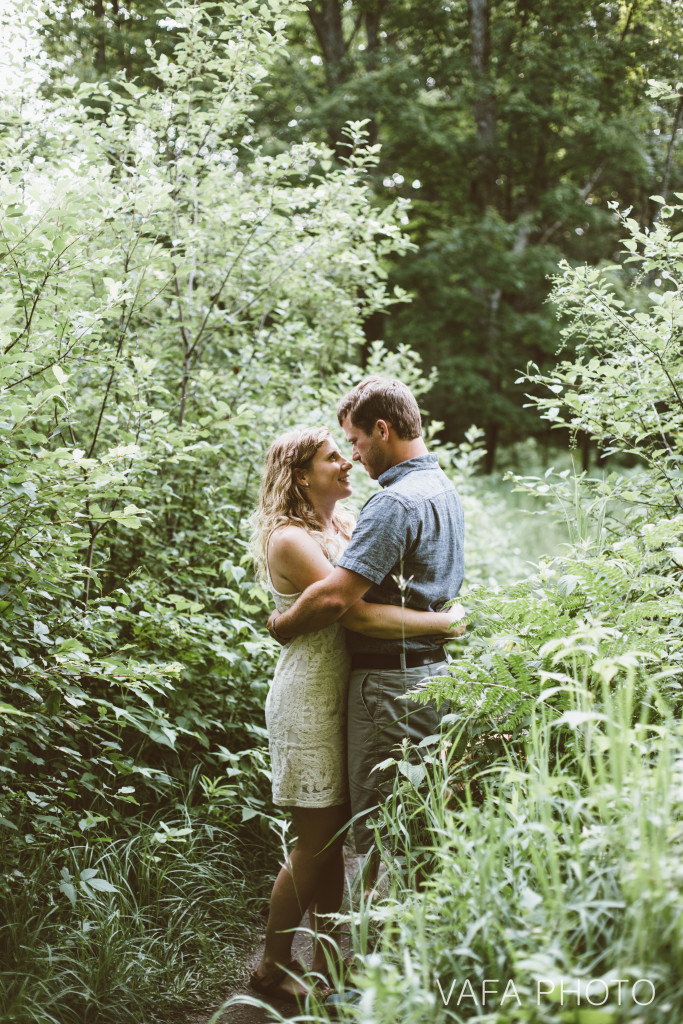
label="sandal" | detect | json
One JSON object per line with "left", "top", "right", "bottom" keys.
{"left": 248, "top": 959, "right": 308, "bottom": 1004}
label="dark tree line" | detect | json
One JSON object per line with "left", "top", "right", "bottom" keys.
{"left": 41, "top": 0, "right": 683, "bottom": 467}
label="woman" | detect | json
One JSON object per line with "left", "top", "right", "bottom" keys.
{"left": 249, "top": 426, "right": 462, "bottom": 1002}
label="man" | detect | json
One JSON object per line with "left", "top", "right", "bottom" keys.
{"left": 267, "top": 376, "right": 465, "bottom": 857}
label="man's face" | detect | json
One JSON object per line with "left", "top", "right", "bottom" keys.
{"left": 341, "top": 415, "right": 389, "bottom": 480}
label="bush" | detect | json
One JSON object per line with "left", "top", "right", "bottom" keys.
{"left": 0, "top": 2, "right": 415, "bottom": 1019}
{"left": 331, "top": 199, "right": 683, "bottom": 1023}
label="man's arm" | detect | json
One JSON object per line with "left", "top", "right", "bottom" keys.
{"left": 269, "top": 566, "right": 371, "bottom": 640}
{"left": 341, "top": 600, "right": 467, "bottom": 638}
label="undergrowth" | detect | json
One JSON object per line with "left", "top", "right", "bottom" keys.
{"left": 333, "top": 684, "right": 683, "bottom": 1024}
{"left": 0, "top": 802, "right": 276, "bottom": 1024}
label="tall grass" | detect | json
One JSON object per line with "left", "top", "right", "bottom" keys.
{"left": 323, "top": 674, "right": 683, "bottom": 1024}
{"left": 0, "top": 808, "right": 272, "bottom": 1024}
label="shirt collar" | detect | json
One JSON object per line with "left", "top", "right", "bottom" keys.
{"left": 378, "top": 452, "right": 438, "bottom": 488}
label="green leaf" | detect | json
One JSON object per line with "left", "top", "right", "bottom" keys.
{"left": 59, "top": 881, "right": 77, "bottom": 905}
{"left": 556, "top": 711, "right": 608, "bottom": 728}
{"left": 0, "top": 703, "right": 28, "bottom": 717}
{"left": 87, "top": 877, "right": 118, "bottom": 893}
{"left": 398, "top": 761, "right": 427, "bottom": 788}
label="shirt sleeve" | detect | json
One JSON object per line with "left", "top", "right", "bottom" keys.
{"left": 338, "top": 493, "right": 411, "bottom": 586}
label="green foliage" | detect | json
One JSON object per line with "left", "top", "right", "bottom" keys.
{"left": 0, "top": 807, "right": 264, "bottom": 1023}
{"left": 341, "top": 699, "right": 683, "bottom": 1023}
{"left": 252, "top": 0, "right": 683, "bottom": 464}
{"left": 524, "top": 196, "right": 683, "bottom": 516}
{"left": 35, "top": 0, "right": 683, "bottom": 464}
{"left": 4, "top": 2, "right": 683, "bottom": 1020}
{"left": 429, "top": 508, "right": 683, "bottom": 747}
{"left": 430, "top": 201, "right": 683, "bottom": 744}
{"left": 0, "top": 0, "right": 409, "bottom": 812}
{"left": 322, "top": 174, "right": 683, "bottom": 1024}
{"left": 0, "top": 2, "right": 417, "bottom": 1019}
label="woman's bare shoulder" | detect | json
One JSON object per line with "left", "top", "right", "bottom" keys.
{"left": 268, "top": 523, "right": 332, "bottom": 587}
{"left": 269, "top": 524, "right": 319, "bottom": 556}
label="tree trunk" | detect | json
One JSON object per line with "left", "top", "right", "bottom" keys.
{"left": 307, "top": 1, "right": 347, "bottom": 88}
{"left": 468, "top": 0, "right": 497, "bottom": 208}
{"left": 92, "top": 0, "right": 107, "bottom": 75}
{"left": 363, "top": 4, "right": 383, "bottom": 146}
{"left": 306, "top": 1, "right": 384, "bottom": 156}
{"left": 483, "top": 421, "right": 498, "bottom": 474}
{"left": 657, "top": 91, "right": 683, "bottom": 214}
{"left": 468, "top": 0, "right": 500, "bottom": 470}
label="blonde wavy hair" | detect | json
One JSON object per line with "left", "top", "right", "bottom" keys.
{"left": 251, "top": 426, "right": 354, "bottom": 584}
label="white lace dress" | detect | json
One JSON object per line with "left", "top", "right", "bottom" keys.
{"left": 265, "top": 533, "right": 350, "bottom": 808}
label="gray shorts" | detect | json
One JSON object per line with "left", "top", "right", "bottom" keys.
{"left": 347, "top": 660, "right": 449, "bottom": 854}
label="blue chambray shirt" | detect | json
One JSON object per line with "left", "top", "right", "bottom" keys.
{"left": 337, "top": 453, "right": 465, "bottom": 654}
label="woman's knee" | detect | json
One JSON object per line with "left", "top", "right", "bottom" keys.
{"left": 292, "top": 806, "right": 348, "bottom": 845}
{"left": 293, "top": 832, "right": 343, "bottom": 862}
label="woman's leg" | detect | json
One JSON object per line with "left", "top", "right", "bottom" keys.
{"left": 306, "top": 811, "right": 348, "bottom": 975}
{"left": 254, "top": 803, "right": 349, "bottom": 993}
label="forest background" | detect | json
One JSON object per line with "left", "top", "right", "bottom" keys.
{"left": 1, "top": 2, "right": 682, "bottom": 1023}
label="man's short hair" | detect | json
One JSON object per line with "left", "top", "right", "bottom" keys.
{"left": 337, "top": 376, "right": 423, "bottom": 440}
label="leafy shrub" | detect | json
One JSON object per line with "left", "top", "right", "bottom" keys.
{"left": 0, "top": 1, "right": 418, "bottom": 1019}
{"left": 330, "top": 198, "right": 683, "bottom": 1022}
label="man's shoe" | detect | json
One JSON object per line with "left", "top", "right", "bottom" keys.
{"left": 324, "top": 987, "right": 362, "bottom": 1014}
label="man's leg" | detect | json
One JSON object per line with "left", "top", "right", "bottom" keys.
{"left": 347, "top": 661, "right": 448, "bottom": 856}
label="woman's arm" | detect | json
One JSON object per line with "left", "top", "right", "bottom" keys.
{"left": 340, "top": 600, "right": 467, "bottom": 639}
{"left": 266, "top": 526, "right": 466, "bottom": 641}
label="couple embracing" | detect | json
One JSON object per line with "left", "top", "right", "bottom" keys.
{"left": 250, "top": 376, "right": 465, "bottom": 1002}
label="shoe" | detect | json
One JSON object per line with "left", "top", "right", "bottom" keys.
{"left": 324, "top": 988, "right": 362, "bottom": 1015}
{"left": 249, "top": 960, "right": 308, "bottom": 1004}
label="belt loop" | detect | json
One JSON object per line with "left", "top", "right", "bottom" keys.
{"left": 400, "top": 650, "right": 407, "bottom": 672}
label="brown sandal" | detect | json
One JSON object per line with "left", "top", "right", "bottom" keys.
{"left": 249, "top": 961, "right": 308, "bottom": 1004}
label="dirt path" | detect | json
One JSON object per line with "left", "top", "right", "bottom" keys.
{"left": 191, "top": 852, "right": 363, "bottom": 1024}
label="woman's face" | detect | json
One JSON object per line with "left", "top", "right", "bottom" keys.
{"left": 298, "top": 438, "right": 353, "bottom": 504}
